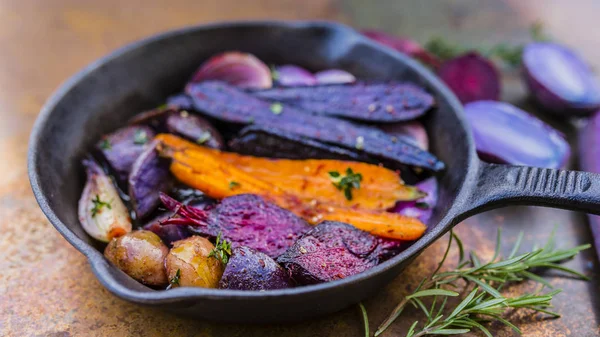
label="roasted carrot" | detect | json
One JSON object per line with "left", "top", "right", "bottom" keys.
{"left": 156, "top": 134, "right": 424, "bottom": 210}
{"left": 161, "top": 139, "right": 427, "bottom": 241}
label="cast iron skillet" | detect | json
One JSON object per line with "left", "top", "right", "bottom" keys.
{"left": 28, "top": 21, "right": 600, "bottom": 323}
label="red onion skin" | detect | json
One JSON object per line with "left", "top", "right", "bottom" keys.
{"left": 464, "top": 101, "right": 570, "bottom": 169}
{"left": 578, "top": 110, "right": 600, "bottom": 259}
{"left": 190, "top": 51, "right": 272, "bottom": 89}
{"left": 314, "top": 69, "right": 356, "bottom": 84}
{"left": 523, "top": 42, "right": 600, "bottom": 117}
{"left": 275, "top": 65, "right": 317, "bottom": 86}
{"left": 438, "top": 52, "right": 500, "bottom": 104}
{"left": 392, "top": 178, "right": 437, "bottom": 225}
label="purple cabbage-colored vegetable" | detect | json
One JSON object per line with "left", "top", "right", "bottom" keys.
{"left": 361, "top": 30, "right": 441, "bottom": 68}
{"left": 219, "top": 246, "right": 294, "bottom": 290}
{"left": 166, "top": 93, "right": 194, "bottom": 110}
{"left": 392, "top": 177, "right": 437, "bottom": 225}
{"left": 143, "top": 221, "right": 191, "bottom": 247}
{"left": 464, "top": 101, "right": 570, "bottom": 169}
{"left": 189, "top": 51, "right": 272, "bottom": 89}
{"left": 96, "top": 126, "right": 155, "bottom": 182}
{"left": 277, "top": 221, "right": 402, "bottom": 285}
{"left": 275, "top": 65, "right": 317, "bottom": 86}
{"left": 165, "top": 111, "right": 224, "bottom": 149}
{"left": 159, "top": 193, "right": 311, "bottom": 258}
{"left": 187, "top": 81, "right": 443, "bottom": 172}
{"left": 254, "top": 82, "right": 435, "bottom": 123}
{"left": 578, "top": 110, "right": 600, "bottom": 259}
{"left": 314, "top": 69, "right": 356, "bottom": 84}
{"left": 128, "top": 140, "right": 173, "bottom": 219}
{"left": 438, "top": 52, "right": 500, "bottom": 104}
{"left": 523, "top": 42, "right": 600, "bottom": 116}
{"left": 380, "top": 121, "right": 429, "bottom": 151}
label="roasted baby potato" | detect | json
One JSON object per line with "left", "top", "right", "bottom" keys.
{"left": 165, "top": 236, "right": 225, "bottom": 288}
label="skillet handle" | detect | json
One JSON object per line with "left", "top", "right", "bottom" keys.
{"left": 458, "top": 161, "right": 600, "bottom": 219}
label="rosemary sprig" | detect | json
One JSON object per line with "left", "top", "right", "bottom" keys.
{"left": 374, "top": 229, "right": 590, "bottom": 336}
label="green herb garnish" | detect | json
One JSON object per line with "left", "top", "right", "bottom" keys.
{"left": 133, "top": 129, "right": 149, "bottom": 145}
{"left": 270, "top": 102, "right": 283, "bottom": 115}
{"left": 270, "top": 65, "right": 279, "bottom": 81}
{"left": 196, "top": 131, "right": 212, "bottom": 145}
{"left": 373, "top": 228, "right": 590, "bottom": 337}
{"left": 100, "top": 139, "right": 112, "bottom": 150}
{"left": 355, "top": 136, "right": 365, "bottom": 150}
{"left": 229, "top": 181, "right": 241, "bottom": 190}
{"left": 167, "top": 269, "right": 181, "bottom": 289}
{"left": 90, "top": 194, "right": 112, "bottom": 217}
{"left": 209, "top": 233, "right": 232, "bottom": 264}
{"left": 328, "top": 168, "right": 363, "bottom": 201}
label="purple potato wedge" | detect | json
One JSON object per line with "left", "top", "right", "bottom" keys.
{"left": 165, "top": 111, "right": 224, "bottom": 149}
{"left": 219, "top": 246, "right": 294, "bottom": 290}
{"left": 578, "top": 110, "right": 600, "bottom": 260}
{"left": 166, "top": 93, "right": 194, "bottom": 110}
{"left": 128, "top": 140, "right": 173, "bottom": 219}
{"left": 464, "top": 101, "right": 570, "bottom": 169}
{"left": 277, "top": 221, "right": 402, "bottom": 285}
{"left": 128, "top": 107, "right": 177, "bottom": 131}
{"left": 96, "top": 126, "right": 155, "bottom": 182}
{"left": 523, "top": 42, "right": 600, "bottom": 116}
{"left": 159, "top": 193, "right": 311, "bottom": 258}
{"left": 143, "top": 221, "right": 192, "bottom": 248}
{"left": 380, "top": 121, "right": 429, "bottom": 151}
{"left": 187, "top": 81, "right": 443, "bottom": 172}
{"left": 253, "top": 82, "right": 435, "bottom": 123}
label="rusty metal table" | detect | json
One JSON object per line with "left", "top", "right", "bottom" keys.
{"left": 1, "top": 1, "right": 599, "bottom": 336}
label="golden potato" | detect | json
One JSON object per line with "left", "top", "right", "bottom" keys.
{"left": 165, "top": 236, "right": 224, "bottom": 288}
{"left": 104, "top": 230, "right": 169, "bottom": 286}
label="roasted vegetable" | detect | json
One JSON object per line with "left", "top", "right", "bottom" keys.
{"left": 186, "top": 81, "right": 443, "bottom": 171}
{"left": 95, "top": 125, "right": 155, "bottom": 182}
{"left": 159, "top": 139, "right": 427, "bottom": 241}
{"left": 274, "top": 65, "right": 317, "bottom": 86}
{"left": 219, "top": 246, "right": 293, "bottom": 290}
{"left": 143, "top": 220, "right": 192, "bottom": 248}
{"left": 437, "top": 52, "right": 500, "bottom": 104}
{"left": 380, "top": 121, "right": 429, "bottom": 151}
{"left": 78, "top": 158, "right": 132, "bottom": 242}
{"left": 165, "top": 236, "right": 224, "bottom": 288}
{"left": 128, "top": 139, "right": 173, "bottom": 219}
{"left": 156, "top": 133, "right": 423, "bottom": 210}
{"left": 362, "top": 30, "right": 441, "bottom": 68}
{"left": 578, "top": 111, "right": 600, "bottom": 260}
{"left": 314, "top": 69, "right": 356, "bottom": 84}
{"left": 160, "top": 193, "right": 311, "bottom": 258}
{"left": 464, "top": 101, "right": 570, "bottom": 168}
{"left": 523, "top": 42, "right": 600, "bottom": 116}
{"left": 166, "top": 93, "right": 194, "bottom": 110}
{"left": 104, "top": 230, "right": 169, "bottom": 286}
{"left": 253, "top": 82, "right": 435, "bottom": 123}
{"left": 190, "top": 51, "right": 272, "bottom": 89}
{"left": 392, "top": 177, "right": 437, "bottom": 225}
{"left": 277, "top": 221, "right": 401, "bottom": 284}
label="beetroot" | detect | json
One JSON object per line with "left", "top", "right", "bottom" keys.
{"left": 437, "top": 52, "right": 500, "bottom": 104}
{"left": 523, "top": 42, "right": 600, "bottom": 116}
{"left": 159, "top": 193, "right": 311, "bottom": 258}
{"left": 277, "top": 221, "right": 402, "bottom": 285}
{"left": 219, "top": 246, "right": 293, "bottom": 290}
{"left": 362, "top": 30, "right": 440, "bottom": 67}
{"left": 95, "top": 125, "right": 155, "bottom": 183}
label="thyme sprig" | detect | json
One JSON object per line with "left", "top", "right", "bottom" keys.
{"left": 373, "top": 229, "right": 590, "bottom": 336}
{"left": 90, "top": 194, "right": 112, "bottom": 217}
{"left": 328, "top": 168, "right": 363, "bottom": 201}
{"left": 208, "top": 233, "right": 232, "bottom": 265}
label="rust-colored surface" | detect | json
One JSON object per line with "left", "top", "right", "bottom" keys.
{"left": 1, "top": 0, "right": 599, "bottom": 336}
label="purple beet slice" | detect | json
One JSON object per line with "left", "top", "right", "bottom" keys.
{"left": 187, "top": 81, "right": 444, "bottom": 172}
{"left": 219, "top": 246, "right": 294, "bottom": 290}
{"left": 253, "top": 82, "right": 434, "bottom": 122}
{"left": 437, "top": 52, "right": 500, "bottom": 104}
{"left": 96, "top": 125, "right": 155, "bottom": 182}
{"left": 128, "top": 140, "right": 173, "bottom": 219}
{"left": 159, "top": 193, "right": 311, "bottom": 258}
{"left": 276, "top": 221, "right": 401, "bottom": 285}
{"left": 523, "top": 42, "right": 600, "bottom": 116}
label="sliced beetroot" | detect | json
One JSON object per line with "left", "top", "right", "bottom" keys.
{"left": 159, "top": 193, "right": 311, "bottom": 258}
{"left": 464, "top": 101, "right": 570, "bottom": 168}
{"left": 128, "top": 140, "right": 173, "bottom": 219}
{"left": 361, "top": 30, "right": 441, "bottom": 68}
{"left": 187, "top": 81, "right": 443, "bottom": 172}
{"left": 314, "top": 69, "right": 356, "bottom": 85}
{"left": 275, "top": 65, "right": 317, "bottom": 86}
{"left": 523, "top": 42, "right": 600, "bottom": 116}
{"left": 96, "top": 125, "right": 155, "bottom": 182}
{"left": 392, "top": 177, "right": 437, "bottom": 225}
{"left": 438, "top": 52, "right": 500, "bottom": 104}
{"left": 190, "top": 51, "right": 272, "bottom": 89}
{"left": 253, "top": 82, "right": 435, "bottom": 123}
{"left": 380, "top": 121, "right": 429, "bottom": 151}
{"left": 276, "top": 221, "right": 397, "bottom": 285}
{"left": 219, "top": 246, "right": 293, "bottom": 290}
{"left": 165, "top": 112, "right": 224, "bottom": 149}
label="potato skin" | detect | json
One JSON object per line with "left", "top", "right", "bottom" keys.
{"left": 165, "top": 236, "right": 224, "bottom": 288}
{"left": 104, "top": 230, "right": 169, "bottom": 286}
